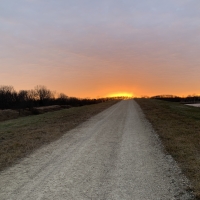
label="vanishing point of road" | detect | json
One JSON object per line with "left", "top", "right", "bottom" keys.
{"left": 0, "top": 100, "right": 193, "bottom": 200}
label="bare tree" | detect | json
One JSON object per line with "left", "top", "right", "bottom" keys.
{"left": 0, "top": 85, "right": 108, "bottom": 113}
{"left": 0, "top": 86, "right": 16, "bottom": 109}
{"left": 34, "top": 85, "right": 55, "bottom": 106}
{"left": 17, "top": 90, "right": 28, "bottom": 114}
{"left": 59, "top": 93, "right": 68, "bottom": 99}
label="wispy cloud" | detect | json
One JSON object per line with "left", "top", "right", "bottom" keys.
{"left": 0, "top": 0, "right": 200, "bottom": 97}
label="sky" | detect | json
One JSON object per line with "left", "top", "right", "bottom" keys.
{"left": 1, "top": 0, "right": 200, "bottom": 98}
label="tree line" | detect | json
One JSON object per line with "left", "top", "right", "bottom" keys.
{"left": 151, "top": 94, "right": 200, "bottom": 103}
{"left": 0, "top": 85, "right": 114, "bottom": 112}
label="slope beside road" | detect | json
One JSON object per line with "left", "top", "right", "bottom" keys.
{"left": 0, "top": 100, "right": 194, "bottom": 200}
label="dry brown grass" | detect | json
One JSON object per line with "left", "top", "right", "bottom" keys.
{"left": 0, "top": 106, "right": 69, "bottom": 122}
{"left": 0, "top": 101, "right": 117, "bottom": 172}
{"left": 0, "top": 109, "right": 33, "bottom": 122}
{"left": 136, "top": 98, "right": 200, "bottom": 199}
{"left": 0, "top": 109, "right": 19, "bottom": 122}
{"left": 32, "top": 105, "right": 63, "bottom": 114}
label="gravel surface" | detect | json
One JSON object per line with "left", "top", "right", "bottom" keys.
{"left": 0, "top": 100, "right": 194, "bottom": 200}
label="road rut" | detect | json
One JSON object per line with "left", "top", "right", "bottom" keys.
{"left": 0, "top": 100, "right": 193, "bottom": 199}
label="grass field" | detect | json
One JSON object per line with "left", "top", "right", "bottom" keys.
{"left": 136, "top": 98, "right": 200, "bottom": 199}
{"left": 0, "top": 101, "right": 117, "bottom": 172}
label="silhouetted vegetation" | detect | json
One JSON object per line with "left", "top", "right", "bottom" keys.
{"left": 151, "top": 94, "right": 200, "bottom": 103}
{"left": 0, "top": 85, "right": 119, "bottom": 116}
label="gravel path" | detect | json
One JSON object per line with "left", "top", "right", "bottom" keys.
{"left": 0, "top": 100, "right": 194, "bottom": 200}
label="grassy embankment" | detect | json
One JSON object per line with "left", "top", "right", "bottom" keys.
{"left": 0, "top": 101, "right": 117, "bottom": 172}
{"left": 136, "top": 98, "right": 200, "bottom": 199}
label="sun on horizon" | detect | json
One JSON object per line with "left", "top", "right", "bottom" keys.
{"left": 107, "top": 92, "right": 134, "bottom": 98}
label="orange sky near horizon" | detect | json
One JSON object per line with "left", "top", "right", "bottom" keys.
{"left": 1, "top": 1, "right": 200, "bottom": 98}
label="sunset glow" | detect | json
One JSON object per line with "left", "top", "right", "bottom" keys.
{"left": 1, "top": 1, "right": 200, "bottom": 98}
{"left": 107, "top": 92, "right": 134, "bottom": 98}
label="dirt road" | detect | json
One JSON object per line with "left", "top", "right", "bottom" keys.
{"left": 0, "top": 100, "right": 193, "bottom": 199}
